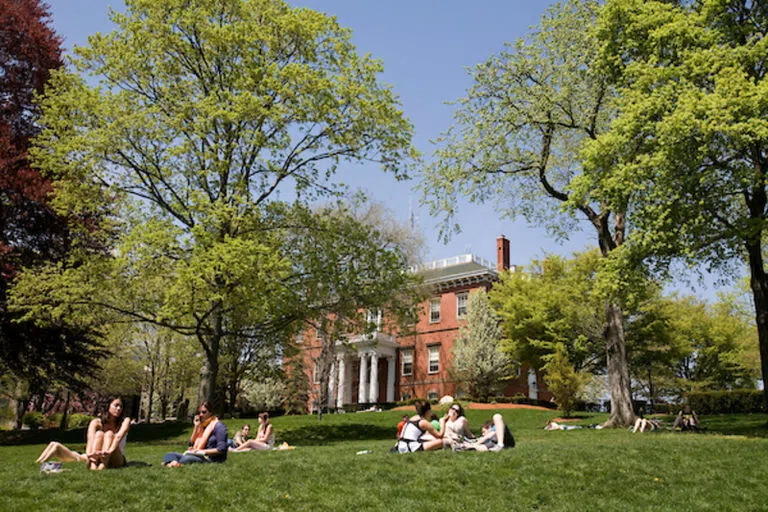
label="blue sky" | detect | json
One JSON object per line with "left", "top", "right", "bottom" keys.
{"left": 44, "top": 0, "right": 731, "bottom": 298}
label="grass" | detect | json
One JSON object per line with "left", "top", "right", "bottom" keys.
{"left": 2, "top": 407, "right": 768, "bottom": 511}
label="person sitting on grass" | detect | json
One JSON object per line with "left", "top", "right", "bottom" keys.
{"left": 228, "top": 424, "right": 251, "bottom": 449}
{"left": 396, "top": 414, "right": 408, "bottom": 439}
{"left": 231, "top": 412, "right": 274, "bottom": 452}
{"left": 395, "top": 400, "right": 443, "bottom": 453}
{"left": 163, "top": 401, "right": 227, "bottom": 467}
{"left": 440, "top": 403, "right": 474, "bottom": 449}
{"left": 672, "top": 405, "right": 700, "bottom": 431}
{"left": 454, "top": 414, "right": 514, "bottom": 452}
{"left": 37, "top": 396, "right": 131, "bottom": 471}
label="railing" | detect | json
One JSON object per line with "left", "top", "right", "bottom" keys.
{"left": 410, "top": 253, "right": 496, "bottom": 273}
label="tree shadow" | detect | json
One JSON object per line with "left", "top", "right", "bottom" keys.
{"left": 699, "top": 414, "right": 768, "bottom": 439}
{"left": 279, "top": 423, "right": 394, "bottom": 446}
{"left": 0, "top": 421, "right": 192, "bottom": 446}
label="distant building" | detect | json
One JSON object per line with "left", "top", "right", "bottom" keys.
{"left": 295, "top": 236, "right": 550, "bottom": 409}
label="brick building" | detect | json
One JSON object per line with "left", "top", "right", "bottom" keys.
{"left": 297, "top": 236, "right": 549, "bottom": 408}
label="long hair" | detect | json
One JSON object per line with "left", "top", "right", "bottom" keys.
{"left": 414, "top": 400, "right": 431, "bottom": 417}
{"left": 99, "top": 396, "right": 124, "bottom": 426}
{"left": 258, "top": 412, "right": 270, "bottom": 436}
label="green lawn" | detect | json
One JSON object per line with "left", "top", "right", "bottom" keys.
{"left": 2, "top": 408, "right": 767, "bottom": 511}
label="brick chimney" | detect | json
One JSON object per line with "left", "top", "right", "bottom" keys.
{"left": 496, "top": 235, "right": 510, "bottom": 272}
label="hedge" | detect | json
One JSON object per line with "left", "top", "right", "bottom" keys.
{"left": 685, "top": 389, "right": 765, "bottom": 415}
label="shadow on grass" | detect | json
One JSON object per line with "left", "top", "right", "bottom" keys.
{"left": 700, "top": 414, "right": 768, "bottom": 439}
{"left": 279, "top": 423, "right": 394, "bottom": 446}
{"left": 0, "top": 421, "right": 192, "bottom": 446}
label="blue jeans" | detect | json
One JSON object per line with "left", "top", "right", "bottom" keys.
{"left": 163, "top": 452, "right": 207, "bottom": 465}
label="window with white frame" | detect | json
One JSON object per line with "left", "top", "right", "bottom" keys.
{"left": 296, "top": 330, "right": 304, "bottom": 344}
{"left": 427, "top": 390, "right": 439, "bottom": 401}
{"left": 456, "top": 292, "right": 468, "bottom": 319}
{"left": 365, "top": 309, "right": 382, "bottom": 331}
{"left": 401, "top": 349, "right": 413, "bottom": 376}
{"left": 313, "top": 362, "right": 320, "bottom": 384}
{"left": 428, "top": 345, "right": 440, "bottom": 374}
{"left": 429, "top": 298, "right": 441, "bottom": 323}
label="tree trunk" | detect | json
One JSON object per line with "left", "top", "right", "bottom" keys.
{"left": 146, "top": 366, "right": 155, "bottom": 424}
{"left": 59, "top": 389, "right": 70, "bottom": 430}
{"left": 603, "top": 301, "right": 635, "bottom": 427}
{"left": 197, "top": 323, "right": 222, "bottom": 411}
{"left": 745, "top": 237, "right": 768, "bottom": 413}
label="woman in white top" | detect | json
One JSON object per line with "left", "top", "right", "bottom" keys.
{"left": 37, "top": 396, "right": 131, "bottom": 470}
{"left": 441, "top": 403, "right": 474, "bottom": 448}
{"left": 233, "top": 412, "right": 274, "bottom": 451}
{"left": 396, "top": 400, "right": 444, "bottom": 453}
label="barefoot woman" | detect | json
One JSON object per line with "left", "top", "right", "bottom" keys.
{"left": 37, "top": 396, "right": 131, "bottom": 470}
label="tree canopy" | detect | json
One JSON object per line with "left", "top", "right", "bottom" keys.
{"left": 13, "top": 0, "right": 419, "bottom": 408}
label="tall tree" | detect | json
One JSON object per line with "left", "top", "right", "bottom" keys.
{"left": 418, "top": 0, "right": 637, "bottom": 426}
{"left": 584, "top": 0, "right": 768, "bottom": 409}
{"left": 0, "top": 0, "right": 106, "bottom": 427}
{"left": 489, "top": 251, "right": 606, "bottom": 374}
{"left": 451, "top": 290, "right": 512, "bottom": 401}
{"left": 14, "top": 0, "right": 417, "bottom": 408}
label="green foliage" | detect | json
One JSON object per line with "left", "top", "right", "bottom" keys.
{"left": 21, "top": 411, "right": 44, "bottom": 429}
{"left": 67, "top": 413, "right": 93, "bottom": 429}
{"left": 15, "top": 0, "right": 419, "bottom": 406}
{"left": 686, "top": 390, "right": 766, "bottom": 415}
{"left": 451, "top": 290, "right": 512, "bottom": 400}
{"left": 489, "top": 251, "right": 605, "bottom": 372}
{"left": 542, "top": 344, "right": 590, "bottom": 417}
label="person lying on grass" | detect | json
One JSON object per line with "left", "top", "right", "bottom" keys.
{"left": 453, "top": 414, "right": 514, "bottom": 452}
{"left": 632, "top": 416, "right": 662, "bottom": 433}
{"left": 164, "top": 401, "right": 227, "bottom": 467}
{"left": 544, "top": 419, "right": 582, "bottom": 431}
{"left": 395, "top": 399, "right": 443, "bottom": 453}
{"left": 37, "top": 396, "right": 131, "bottom": 471}
{"left": 231, "top": 412, "right": 274, "bottom": 452}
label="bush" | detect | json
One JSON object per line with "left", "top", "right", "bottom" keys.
{"left": 686, "top": 389, "right": 765, "bottom": 415}
{"left": 543, "top": 344, "right": 589, "bottom": 417}
{"left": 43, "top": 413, "right": 63, "bottom": 429}
{"left": 22, "top": 411, "right": 45, "bottom": 429}
{"left": 68, "top": 413, "right": 93, "bottom": 429}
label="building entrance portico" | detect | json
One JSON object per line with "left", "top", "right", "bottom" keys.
{"left": 330, "top": 331, "right": 398, "bottom": 408}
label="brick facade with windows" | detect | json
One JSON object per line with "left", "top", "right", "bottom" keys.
{"left": 296, "top": 236, "right": 550, "bottom": 408}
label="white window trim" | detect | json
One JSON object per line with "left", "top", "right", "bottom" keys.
{"left": 456, "top": 292, "right": 468, "bottom": 319}
{"left": 401, "top": 349, "right": 413, "bottom": 376}
{"left": 313, "top": 363, "right": 320, "bottom": 384}
{"left": 428, "top": 345, "right": 440, "bottom": 374}
{"left": 429, "top": 298, "right": 441, "bottom": 324}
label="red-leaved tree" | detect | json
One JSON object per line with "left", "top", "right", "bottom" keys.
{"left": 0, "top": 0, "right": 105, "bottom": 427}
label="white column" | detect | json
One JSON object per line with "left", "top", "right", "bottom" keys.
{"left": 336, "top": 357, "right": 346, "bottom": 409}
{"left": 358, "top": 353, "right": 368, "bottom": 404}
{"left": 528, "top": 368, "right": 538, "bottom": 400}
{"left": 327, "top": 360, "right": 337, "bottom": 408}
{"left": 386, "top": 357, "right": 396, "bottom": 402}
{"left": 368, "top": 353, "right": 379, "bottom": 403}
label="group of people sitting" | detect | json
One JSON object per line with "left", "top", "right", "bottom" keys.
{"left": 37, "top": 397, "right": 278, "bottom": 471}
{"left": 394, "top": 400, "right": 514, "bottom": 453}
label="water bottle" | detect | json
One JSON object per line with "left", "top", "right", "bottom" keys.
{"left": 356, "top": 449, "right": 373, "bottom": 455}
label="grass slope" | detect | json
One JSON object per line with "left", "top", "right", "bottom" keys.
{"left": 2, "top": 408, "right": 768, "bottom": 511}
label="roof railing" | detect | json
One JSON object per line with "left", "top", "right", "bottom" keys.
{"left": 409, "top": 253, "right": 496, "bottom": 273}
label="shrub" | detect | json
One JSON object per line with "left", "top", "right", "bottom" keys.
{"left": 543, "top": 344, "right": 589, "bottom": 417}
{"left": 43, "top": 413, "right": 63, "bottom": 429}
{"left": 686, "top": 389, "right": 765, "bottom": 415}
{"left": 68, "top": 414, "right": 93, "bottom": 429}
{"left": 22, "top": 411, "right": 45, "bottom": 429}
